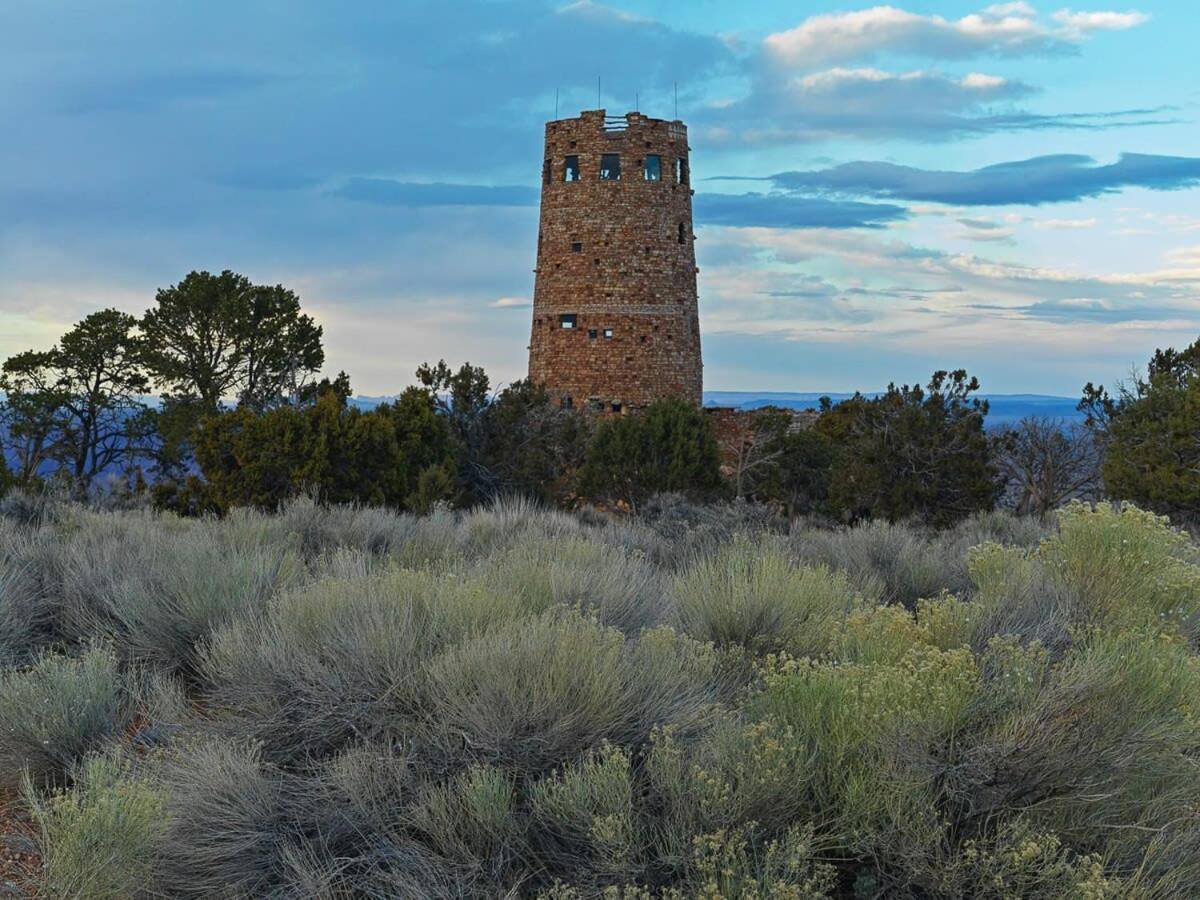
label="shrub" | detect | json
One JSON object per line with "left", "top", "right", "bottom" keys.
{"left": 0, "top": 527, "right": 50, "bottom": 667}
{"left": 939, "top": 819, "right": 1121, "bottom": 899}
{"left": 686, "top": 824, "right": 836, "bottom": 900}
{"left": 425, "top": 612, "right": 635, "bottom": 773}
{"left": 672, "top": 536, "right": 862, "bottom": 658}
{"left": 967, "top": 542, "right": 1074, "bottom": 654}
{"left": 52, "top": 516, "right": 301, "bottom": 678}
{"left": 25, "top": 752, "right": 166, "bottom": 900}
{"left": 530, "top": 743, "right": 639, "bottom": 881}
{"left": 405, "top": 762, "right": 520, "bottom": 880}
{"left": 473, "top": 534, "right": 664, "bottom": 634}
{"left": 202, "top": 569, "right": 445, "bottom": 763}
{"left": 791, "top": 519, "right": 960, "bottom": 608}
{"left": 0, "top": 645, "right": 124, "bottom": 788}
{"left": 1041, "top": 501, "right": 1200, "bottom": 639}
{"left": 580, "top": 399, "right": 722, "bottom": 509}
{"left": 960, "top": 631, "right": 1200, "bottom": 887}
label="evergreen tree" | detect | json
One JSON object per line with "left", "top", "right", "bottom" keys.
{"left": 817, "top": 370, "right": 996, "bottom": 526}
{"left": 1081, "top": 338, "right": 1200, "bottom": 520}
{"left": 580, "top": 398, "right": 721, "bottom": 509}
{"left": 141, "top": 270, "right": 323, "bottom": 412}
{"left": 0, "top": 309, "right": 150, "bottom": 490}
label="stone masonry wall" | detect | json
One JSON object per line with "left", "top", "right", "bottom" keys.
{"left": 527, "top": 110, "right": 702, "bottom": 411}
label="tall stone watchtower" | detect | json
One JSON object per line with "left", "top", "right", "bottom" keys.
{"left": 527, "top": 109, "right": 702, "bottom": 413}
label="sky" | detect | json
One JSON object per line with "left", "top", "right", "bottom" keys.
{"left": 2, "top": 1, "right": 1198, "bottom": 397}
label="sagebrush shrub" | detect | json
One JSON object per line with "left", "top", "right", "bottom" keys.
{"left": 4, "top": 498, "right": 1200, "bottom": 898}
{"left": 0, "top": 644, "right": 124, "bottom": 788}
{"left": 474, "top": 534, "right": 664, "bottom": 634}
{"left": 202, "top": 568, "right": 446, "bottom": 762}
{"left": 426, "top": 611, "right": 639, "bottom": 773}
{"left": 1042, "top": 501, "right": 1200, "bottom": 639}
{"left": 672, "top": 536, "right": 862, "bottom": 658}
{"left": 25, "top": 751, "right": 165, "bottom": 900}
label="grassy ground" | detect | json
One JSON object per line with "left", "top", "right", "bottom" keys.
{"left": 1, "top": 493, "right": 1198, "bottom": 897}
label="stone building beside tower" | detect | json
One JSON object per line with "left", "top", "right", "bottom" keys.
{"left": 527, "top": 109, "right": 702, "bottom": 413}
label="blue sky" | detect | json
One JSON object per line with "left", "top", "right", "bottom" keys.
{"left": 2, "top": 1, "right": 1198, "bottom": 396}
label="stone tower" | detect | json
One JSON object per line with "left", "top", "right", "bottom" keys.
{"left": 527, "top": 109, "right": 702, "bottom": 413}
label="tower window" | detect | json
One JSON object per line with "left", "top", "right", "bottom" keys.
{"left": 559, "top": 314, "right": 577, "bottom": 329}
{"left": 571, "top": 242, "right": 582, "bottom": 253}
{"left": 564, "top": 155, "right": 581, "bottom": 182}
{"left": 563, "top": 395, "right": 574, "bottom": 409}
{"left": 543, "top": 159, "right": 551, "bottom": 184}
{"left": 588, "top": 328, "right": 598, "bottom": 339}
{"left": 603, "top": 328, "right": 614, "bottom": 340}
{"left": 611, "top": 402, "right": 623, "bottom": 414}
{"left": 674, "top": 157, "right": 688, "bottom": 185}
{"left": 678, "top": 223, "right": 686, "bottom": 244}
{"left": 599, "top": 154, "right": 621, "bottom": 180}
{"left": 644, "top": 154, "right": 661, "bottom": 182}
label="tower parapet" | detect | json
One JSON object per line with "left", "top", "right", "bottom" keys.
{"left": 527, "top": 109, "right": 702, "bottom": 413}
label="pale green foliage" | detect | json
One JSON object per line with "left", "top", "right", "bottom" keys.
{"left": 942, "top": 819, "right": 1122, "bottom": 899}
{"left": 25, "top": 752, "right": 166, "bottom": 900}
{"left": 202, "top": 568, "right": 447, "bottom": 761}
{"left": 1042, "top": 501, "right": 1200, "bottom": 637}
{"left": 0, "top": 644, "right": 124, "bottom": 787}
{"left": 532, "top": 744, "right": 638, "bottom": 878}
{"left": 673, "top": 536, "right": 863, "bottom": 657}
{"left": 3, "top": 498, "right": 1200, "bottom": 897}
{"left": 475, "top": 534, "right": 662, "bottom": 634}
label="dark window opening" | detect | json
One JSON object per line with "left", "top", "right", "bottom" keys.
{"left": 571, "top": 241, "right": 582, "bottom": 253}
{"left": 564, "top": 155, "right": 581, "bottom": 182}
{"left": 639, "top": 335, "right": 647, "bottom": 343}
{"left": 559, "top": 314, "right": 577, "bottom": 329}
{"left": 569, "top": 140, "right": 577, "bottom": 148}
{"left": 543, "top": 159, "right": 551, "bottom": 184}
{"left": 587, "top": 328, "right": 598, "bottom": 339}
{"left": 644, "top": 154, "right": 662, "bottom": 182}
{"left": 600, "top": 154, "right": 621, "bottom": 180}
{"left": 678, "top": 223, "right": 686, "bottom": 244}
{"left": 563, "top": 395, "right": 574, "bottom": 409}
{"left": 611, "top": 403, "right": 623, "bottom": 414}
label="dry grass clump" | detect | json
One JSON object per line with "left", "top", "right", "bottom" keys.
{"left": 2, "top": 498, "right": 1200, "bottom": 896}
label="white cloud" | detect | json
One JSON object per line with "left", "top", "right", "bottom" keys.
{"left": 1035, "top": 217, "right": 1098, "bottom": 229}
{"left": 695, "top": 226, "right": 1200, "bottom": 363}
{"left": 762, "top": 4, "right": 1148, "bottom": 70}
{"left": 1052, "top": 9, "right": 1150, "bottom": 35}
{"left": 489, "top": 296, "right": 532, "bottom": 308}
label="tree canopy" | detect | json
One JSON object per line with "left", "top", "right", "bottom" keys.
{"left": 816, "top": 370, "right": 997, "bottom": 526}
{"left": 580, "top": 398, "right": 721, "bottom": 509}
{"left": 0, "top": 309, "right": 150, "bottom": 489}
{"left": 140, "top": 270, "right": 323, "bottom": 412}
{"left": 1081, "top": 338, "right": 1200, "bottom": 521}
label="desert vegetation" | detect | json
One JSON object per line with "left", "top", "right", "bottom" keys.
{"left": 1, "top": 494, "right": 1199, "bottom": 897}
